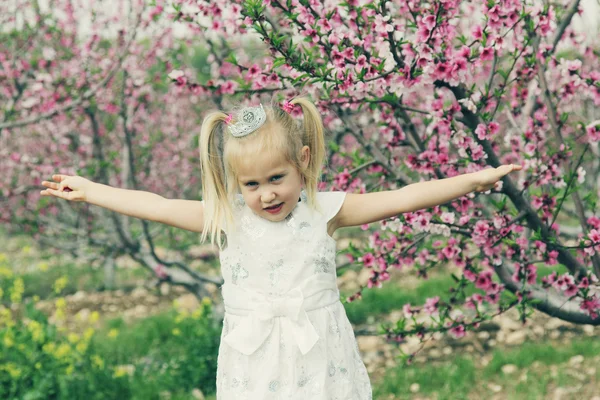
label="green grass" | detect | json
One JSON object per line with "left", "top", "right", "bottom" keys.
{"left": 90, "top": 308, "right": 221, "bottom": 399}
{"left": 374, "top": 356, "right": 477, "bottom": 399}
{"left": 374, "top": 337, "right": 600, "bottom": 399}
{"left": 342, "top": 274, "right": 478, "bottom": 325}
{"left": 484, "top": 336, "right": 600, "bottom": 374}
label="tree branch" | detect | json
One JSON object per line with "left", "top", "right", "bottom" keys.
{"left": 493, "top": 261, "right": 600, "bottom": 325}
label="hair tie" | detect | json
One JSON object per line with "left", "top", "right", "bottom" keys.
{"left": 281, "top": 100, "right": 294, "bottom": 114}
{"left": 225, "top": 114, "right": 233, "bottom": 125}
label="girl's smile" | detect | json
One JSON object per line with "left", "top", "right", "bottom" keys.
{"left": 264, "top": 203, "right": 284, "bottom": 214}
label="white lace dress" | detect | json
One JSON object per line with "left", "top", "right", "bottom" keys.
{"left": 213, "top": 190, "right": 373, "bottom": 399}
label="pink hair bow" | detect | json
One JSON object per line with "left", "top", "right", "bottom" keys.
{"left": 281, "top": 100, "right": 294, "bottom": 114}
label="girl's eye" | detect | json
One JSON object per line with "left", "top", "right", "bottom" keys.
{"left": 245, "top": 175, "right": 283, "bottom": 187}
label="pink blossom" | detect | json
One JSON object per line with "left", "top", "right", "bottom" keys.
{"left": 154, "top": 264, "right": 168, "bottom": 279}
{"left": 471, "top": 25, "right": 483, "bottom": 40}
{"left": 475, "top": 270, "right": 492, "bottom": 290}
{"left": 564, "top": 284, "right": 579, "bottom": 297}
{"left": 580, "top": 295, "right": 600, "bottom": 318}
{"left": 318, "top": 19, "right": 332, "bottom": 32}
{"left": 547, "top": 250, "right": 559, "bottom": 265}
{"left": 423, "top": 296, "right": 440, "bottom": 315}
{"left": 219, "top": 80, "right": 238, "bottom": 94}
{"left": 542, "top": 271, "right": 557, "bottom": 285}
{"left": 463, "top": 268, "right": 477, "bottom": 282}
{"left": 360, "top": 253, "right": 375, "bottom": 268}
{"left": 526, "top": 264, "right": 537, "bottom": 284}
{"left": 480, "top": 47, "right": 494, "bottom": 61}
{"left": 417, "top": 26, "right": 430, "bottom": 42}
{"left": 328, "top": 33, "right": 341, "bottom": 45}
{"left": 149, "top": 6, "right": 163, "bottom": 20}
{"left": 246, "top": 64, "right": 261, "bottom": 80}
{"left": 104, "top": 103, "right": 119, "bottom": 114}
{"left": 474, "top": 220, "right": 490, "bottom": 236}
{"left": 449, "top": 324, "right": 466, "bottom": 338}
{"left": 403, "top": 303, "right": 415, "bottom": 317}
{"left": 475, "top": 124, "right": 488, "bottom": 140}
{"left": 422, "top": 15, "right": 436, "bottom": 30}
{"left": 589, "top": 229, "right": 600, "bottom": 243}
{"left": 334, "top": 168, "right": 351, "bottom": 187}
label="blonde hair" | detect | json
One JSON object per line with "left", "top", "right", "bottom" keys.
{"left": 199, "top": 96, "right": 327, "bottom": 248}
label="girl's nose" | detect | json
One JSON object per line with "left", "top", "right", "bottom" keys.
{"left": 261, "top": 191, "right": 276, "bottom": 203}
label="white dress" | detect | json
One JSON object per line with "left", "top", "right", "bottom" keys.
{"left": 214, "top": 190, "right": 373, "bottom": 399}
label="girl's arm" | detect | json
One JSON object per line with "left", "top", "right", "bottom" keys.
{"left": 41, "top": 174, "right": 205, "bottom": 233}
{"left": 331, "top": 164, "right": 522, "bottom": 230}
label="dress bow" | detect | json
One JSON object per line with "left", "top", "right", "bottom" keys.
{"left": 223, "top": 287, "right": 320, "bottom": 356}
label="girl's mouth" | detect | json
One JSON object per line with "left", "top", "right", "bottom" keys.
{"left": 264, "top": 203, "right": 283, "bottom": 214}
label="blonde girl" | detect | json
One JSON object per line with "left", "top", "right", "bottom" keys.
{"left": 41, "top": 96, "right": 520, "bottom": 399}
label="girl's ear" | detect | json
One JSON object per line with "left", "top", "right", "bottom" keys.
{"left": 300, "top": 145, "right": 310, "bottom": 169}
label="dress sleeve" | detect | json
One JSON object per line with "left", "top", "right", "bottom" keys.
{"left": 318, "top": 191, "right": 347, "bottom": 223}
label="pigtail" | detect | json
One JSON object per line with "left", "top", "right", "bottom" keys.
{"left": 290, "top": 97, "right": 326, "bottom": 212}
{"left": 199, "top": 111, "right": 234, "bottom": 249}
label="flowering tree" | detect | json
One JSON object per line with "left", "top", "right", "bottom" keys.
{"left": 165, "top": 0, "right": 600, "bottom": 350}
{"left": 3, "top": 0, "right": 600, "bottom": 360}
{"left": 0, "top": 0, "right": 222, "bottom": 300}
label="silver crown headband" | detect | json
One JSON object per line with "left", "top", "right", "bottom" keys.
{"left": 227, "top": 104, "right": 267, "bottom": 138}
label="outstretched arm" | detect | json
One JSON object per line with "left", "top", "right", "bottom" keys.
{"left": 41, "top": 174, "right": 205, "bottom": 232}
{"left": 332, "top": 164, "right": 522, "bottom": 230}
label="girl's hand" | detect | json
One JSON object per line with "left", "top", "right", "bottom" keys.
{"left": 40, "top": 174, "right": 92, "bottom": 202}
{"left": 474, "top": 164, "right": 523, "bottom": 192}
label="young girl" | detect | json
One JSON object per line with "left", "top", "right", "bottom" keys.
{"left": 40, "top": 96, "right": 521, "bottom": 399}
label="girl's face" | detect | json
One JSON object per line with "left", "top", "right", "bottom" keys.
{"left": 237, "top": 147, "right": 309, "bottom": 222}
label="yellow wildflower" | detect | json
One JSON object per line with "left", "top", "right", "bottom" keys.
{"left": 10, "top": 277, "right": 24, "bottom": 304}
{"left": 172, "top": 328, "right": 181, "bottom": 336}
{"left": 83, "top": 327, "right": 95, "bottom": 341}
{"left": 90, "top": 311, "right": 100, "bottom": 323}
{"left": 3, "top": 333, "right": 14, "bottom": 348}
{"left": 0, "top": 307, "right": 14, "bottom": 328}
{"left": 192, "top": 309, "right": 203, "bottom": 319}
{"left": 67, "top": 333, "right": 80, "bottom": 344}
{"left": 55, "top": 343, "right": 71, "bottom": 359}
{"left": 38, "top": 262, "right": 49, "bottom": 272}
{"left": 76, "top": 342, "right": 88, "bottom": 353}
{"left": 54, "top": 308, "right": 65, "bottom": 321}
{"left": 43, "top": 342, "right": 56, "bottom": 354}
{"left": 27, "top": 320, "right": 44, "bottom": 343}
{"left": 0, "top": 266, "right": 13, "bottom": 278}
{"left": 2, "top": 363, "right": 21, "bottom": 379}
{"left": 92, "top": 355, "right": 105, "bottom": 369}
{"left": 175, "top": 310, "right": 189, "bottom": 323}
{"left": 54, "top": 276, "right": 69, "bottom": 294}
{"left": 113, "top": 365, "right": 134, "bottom": 378}
{"left": 202, "top": 297, "right": 212, "bottom": 306}
{"left": 108, "top": 328, "right": 119, "bottom": 338}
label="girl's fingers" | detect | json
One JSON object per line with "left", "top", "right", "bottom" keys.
{"left": 42, "top": 181, "right": 59, "bottom": 189}
{"left": 52, "top": 174, "right": 69, "bottom": 182}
